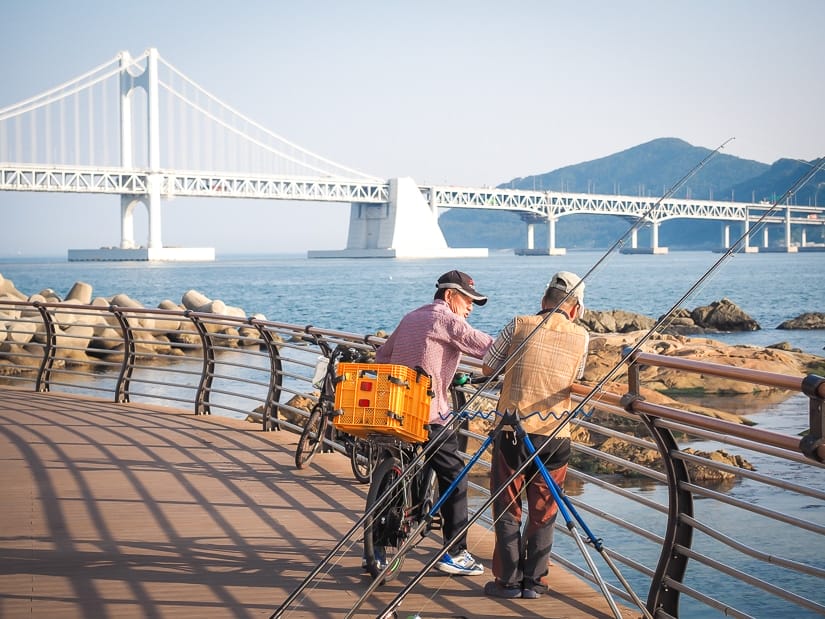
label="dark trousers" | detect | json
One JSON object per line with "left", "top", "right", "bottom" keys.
{"left": 490, "top": 431, "right": 570, "bottom": 592}
{"left": 427, "top": 423, "right": 470, "bottom": 553}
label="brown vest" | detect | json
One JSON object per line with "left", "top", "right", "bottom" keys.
{"left": 497, "top": 312, "right": 588, "bottom": 436}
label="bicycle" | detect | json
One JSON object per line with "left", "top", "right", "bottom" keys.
{"left": 361, "top": 370, "right": 478, "bottom": 584}
{"left": 362, "top": 434, "right": 439, "bottom": 584}
{"left": 294, "top": 344, "right": 380, "bottom": 483}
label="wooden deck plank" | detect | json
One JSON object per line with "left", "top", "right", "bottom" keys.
{"left": 0, "top": 388, "right": 633, "bottom": 618}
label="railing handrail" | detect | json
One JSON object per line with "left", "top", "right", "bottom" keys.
{"left": 627, "top": 348, "right": 822, "bottom": 394}
{"left": 571, "top": 383, "right": 813, "bottom": 458}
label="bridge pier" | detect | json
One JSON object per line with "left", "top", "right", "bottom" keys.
{"left": 620, "top": 220, "right": 668, "bottom": 254}
{"left": 740, "top": 218, "right": 756, "bottom": 252}
{"left": 119, "top": 188, "right": 163, "bottom": 250}
{"left": 308, "top": 178, "right": 487, "bottom": 259}
{"left": 121, "top": 197, "right": 137, "bottom": 249}
{"left": 546, "top": 216, "right": 565, "bottom": 254}
{"left": 515, "top": 213, "right": 565, "bottom": 256}
{"left": 147, "top": 175, "right": 163, "bottom": 249}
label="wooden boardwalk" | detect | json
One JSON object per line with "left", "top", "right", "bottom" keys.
{"left": 0, "top": 388, "right": 634, "bottom": 618}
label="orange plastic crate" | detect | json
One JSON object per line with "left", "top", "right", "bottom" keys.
{"left": 333, "top": 363, "right": 432, "bottom": 443}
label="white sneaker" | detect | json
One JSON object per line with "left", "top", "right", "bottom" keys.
{"left": 436, "top": 549, "right": 484, "bottom": 576}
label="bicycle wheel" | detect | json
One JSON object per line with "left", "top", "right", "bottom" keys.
{"left": 363, "top": 456, "right": 409, "bottom": 583}
{"left": 294, "top": 401, "right": 328, "bottom": 469}
{"left": 349, "top": 436, "right": 378, "bottom": 484}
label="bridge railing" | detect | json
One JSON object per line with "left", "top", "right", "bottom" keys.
{"left": 0, "top": 298, "right": 823, "bottom": 618}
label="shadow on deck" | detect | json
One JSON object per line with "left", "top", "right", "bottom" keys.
{"left": 0, "top": 388, "right": 631, "bottom": 618}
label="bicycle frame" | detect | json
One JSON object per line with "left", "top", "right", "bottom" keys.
{"left": 360, "top": 435, "right": 440, "bottom": 587}
{"left": 294, "top": 343, "right": 378, "bottom": 483}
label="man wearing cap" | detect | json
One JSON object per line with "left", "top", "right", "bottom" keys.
{"left": 480, "top": 271, "right": 589, "bottom": 599}
{"left": 374, "top": 270, "right": 493, "bottom": 576}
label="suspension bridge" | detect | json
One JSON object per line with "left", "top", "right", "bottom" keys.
{"left": 1, "top": 48, "right": 823, "bottom": 260}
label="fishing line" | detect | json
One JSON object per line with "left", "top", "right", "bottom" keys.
{"left": 340, "top": 141, "right": 740, "bottom": 619}
{"left": 271, "top": 139, "right": 734, "bottom": 618}
{"left": 450, "top": 137, "right": 736, "bottom": 417}
{"left": 374, "top": 154, "right": 825, "bottom": 619}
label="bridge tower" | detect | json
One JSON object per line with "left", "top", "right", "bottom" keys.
{"left": 68, "top": 49, "right": 214, "bottom": 261}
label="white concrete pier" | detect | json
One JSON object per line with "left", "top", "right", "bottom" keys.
{"left": 68, "top": 247, "right": 215, "bottom": 262}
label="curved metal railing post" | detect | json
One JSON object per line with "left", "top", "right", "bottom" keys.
{"left": 32, "top": 301, "right": 55, "bottom": 393}
{"left": 110, "top": 305, "right": 136, "bottom": 403}
{"left": 624, "top": 354, "right": 693, "bottom": 617}
{"left": 187, "top": 311, "right": 215, "bottom": 416}
{"left": 800, "top": 374, "right": 825, "bottom": 463}
{"left": 252, "top": 318, "right": 283, "bottom": 432}
{"left": 304, "top": 326, "right": 336, "bottom": 452}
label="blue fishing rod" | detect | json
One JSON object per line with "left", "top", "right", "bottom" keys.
{"left": 370, "top": 154, "right": 825, "bottom": 619}
{"left": 271, "top": 139, "right": 733, "bottom": 618}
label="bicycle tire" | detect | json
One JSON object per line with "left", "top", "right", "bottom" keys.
{"left": 349, "top": 436, "right": 378, "bottom": 484}
{"left": 294, "top": 401, "right": 328, "bottom": 469}
{"left": 363, "top": 456, "right": 409, "bottom": 583}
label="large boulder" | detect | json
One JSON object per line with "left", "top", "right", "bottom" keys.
{"left": 0, "top": 274, "right": 27, "bottom": 301}
{"left": 181, "top": 289, "right": 247, "bottom": 342}
{"left": 688, "top": 298, "right": 760, "bottom": 331}
{"left": 154, "top": 300, "right": 183, "bottom": 333}
{"left": 778, "top": 312, "right": 825, "bottom": 330}
{"left": 65, "top": 281, "right": 93, "bottom": 305}
{"left": 579, "top": 309, "right": 655, "bottom": 334}
{"left": 582, "top": 300, "right": 760, "bottom": 336}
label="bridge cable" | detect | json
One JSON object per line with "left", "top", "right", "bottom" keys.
{"left": 0, "top": 53, "right": 129, "bottom": 118}
{"left": 159, "top": 56, "right": 382, "bottom": 181}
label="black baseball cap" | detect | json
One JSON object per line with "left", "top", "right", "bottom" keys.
{"left": 436, "top": 270, "right": 488, "bottom": 305}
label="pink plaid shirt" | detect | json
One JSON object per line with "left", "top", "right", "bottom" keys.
{"left": 375, "top": 300, "right": 493, "bottom": 425}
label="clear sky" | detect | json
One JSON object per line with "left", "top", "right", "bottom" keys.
{"left": 1, "top": 0, "right": 823, "bottom": 257}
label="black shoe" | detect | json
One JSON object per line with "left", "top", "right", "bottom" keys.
{"left": 521, "top": 587, "right": 541, "bottom": 599}
{"left": 484, "top": 581, "right": 521, "bottom": 599}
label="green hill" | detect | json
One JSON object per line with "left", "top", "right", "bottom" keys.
{"left": 439, "top": 138, "right": 824, "bottom": 249}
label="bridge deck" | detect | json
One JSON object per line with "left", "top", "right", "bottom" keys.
{"left": 0, "top": 388, "right": 629, "bottom": 618}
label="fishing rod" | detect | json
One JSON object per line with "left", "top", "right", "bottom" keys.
{"left": 349, "top": 409, "right": 641, "bottom": 619}
{"left": 369, "top": 411, "right": 634, "bottom": 619}
{"left": 271, "top": 139, "right": 733, "bottom": 617}
{"left": 448, "top": 137, "right": 736, "bottom": 417}
{"left": 372, "top": 155, "right": 825, "bottom": 619}
{"left": 343, "top": 141, "right": 738, "bottom": 618}
{"left": 269, "top": 421, "right": 457, "bottom": 618}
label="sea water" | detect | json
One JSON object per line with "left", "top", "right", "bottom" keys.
{"left": 1, "top": 251, "right": 823, "bottom": 355}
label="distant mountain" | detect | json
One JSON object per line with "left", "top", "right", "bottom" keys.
{"left": 439, "top": 138, "right": 824, "bottom": 249}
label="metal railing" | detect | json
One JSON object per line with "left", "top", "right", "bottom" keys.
{"left": 0, "top": 298, "right": 823, "bottom": 618}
